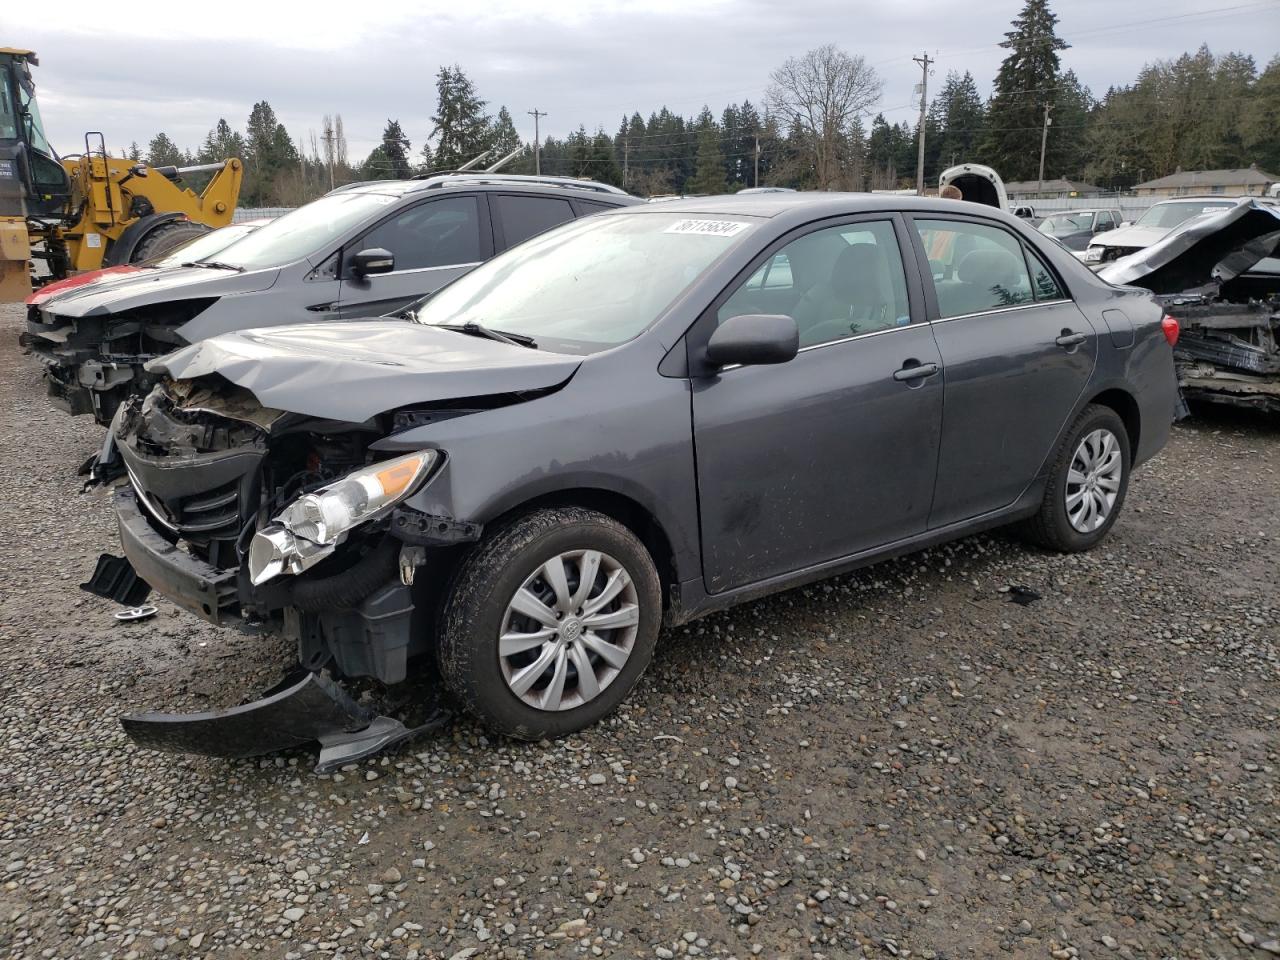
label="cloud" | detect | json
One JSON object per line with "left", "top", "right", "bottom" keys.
{"left": 12, "top": 0, "right": 1277, "bottom": 161}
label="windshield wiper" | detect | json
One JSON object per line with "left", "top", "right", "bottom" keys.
{"left": 438, "top": 321, "right": 537, "bottom": 349}
{"left": 181, "top": 260, "right": 245, "bottom": 272}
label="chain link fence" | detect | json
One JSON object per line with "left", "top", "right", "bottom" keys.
{"left": 233, "top": 207, "right": 296, "bottom": 223}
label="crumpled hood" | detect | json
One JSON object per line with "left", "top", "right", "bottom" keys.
{"left": 148, "top": 320, "right": 583, "bottom": 421}
{"left": 1098, "top": 200, "right": 1280, "bottom": 294}
{"left": 39, "top": 265, "right": 279, "bottom": 317}
{"left": 1090, "top": 224, "right": 1168, "bottom": 251}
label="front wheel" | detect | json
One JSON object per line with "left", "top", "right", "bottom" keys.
{"left": 438, "top": 507, "right": 662, "bottom": 739}
{"left": 1020, "top": 404, "right": 1131, "bottom": 552}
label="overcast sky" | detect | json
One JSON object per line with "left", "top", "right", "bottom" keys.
{"left": 7, "top": 0, "right": 1279, "bottom": 163}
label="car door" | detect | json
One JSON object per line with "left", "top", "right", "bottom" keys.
{"left": 907, "top": 215, "right": 1097, "bottom": 529}
{"left": 336, "top": 194, "right": 491, "bottom": 317}
{"left": 491, "top": 193, "right": 577, "bottom": 250}
{"left": 690, "top": 215, "right": 944, "bottom": 594}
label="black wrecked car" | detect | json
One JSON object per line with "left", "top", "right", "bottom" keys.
{"left": 23, "top": 174, "right": 638, "bottom": 425}
{"left": 89, "top": 193, "right": 1179, "bottom": 769}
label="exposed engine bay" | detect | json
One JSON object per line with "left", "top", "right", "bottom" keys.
{"left": 21, "top": 298, "right": 216, "bottom": 425}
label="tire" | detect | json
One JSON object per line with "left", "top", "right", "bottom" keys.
{"left": 129, "top": 220, "right": 212, "bottom": 263}
{"left": 438, "top": 506, "right": 662, "bottom": 739}
{"left": 1020, "top": 403, "right": 1131, "bottom": 552}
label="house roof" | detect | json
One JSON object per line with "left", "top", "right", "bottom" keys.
{"left": 1134, "top": 167, "right": 1279, "bottom": 190}
{"left": 1004, "top": 179, "right": 1103, "bottom": 194}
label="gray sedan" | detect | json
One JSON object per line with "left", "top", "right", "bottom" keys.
{"left": 94, "top": 193, "right": 1179, "bottom": 766}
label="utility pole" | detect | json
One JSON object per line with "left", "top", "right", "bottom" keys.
{"left": 754, "top": 134, "right": 760, "bottom": 188}
{"left": 527, "top": 109, "right": 547, "bottom": 176}
{"left": 1037, "top": 103, "right": 1053, "bottom": 196}
{"left": 623, "top": 136, "right": 629, "bottom": 186}
{"left": 912, "top": 52, "right": 934, "bottom": 196}
{"left": 322, "top": 127, "right": 335, "bottom": 191}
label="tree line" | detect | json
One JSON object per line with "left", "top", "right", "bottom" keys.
{"left": 136, "top": 0, "right": 1280, "bottom": 204}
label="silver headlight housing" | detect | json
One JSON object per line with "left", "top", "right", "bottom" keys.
{"left": 1084, "top": 245, "right": 1104, "bottom": 262}
{"left": 248, "top": 450, "right": 439, "bottom": 586}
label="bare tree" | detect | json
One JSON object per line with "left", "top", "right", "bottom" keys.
{"left": 766, "top": 44, "right": 883, "bottom": 190}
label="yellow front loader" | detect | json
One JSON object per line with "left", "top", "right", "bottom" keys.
{"left": 1, "top": 48, "right": 242, "bottom": 302}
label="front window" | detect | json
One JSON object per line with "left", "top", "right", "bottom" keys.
{"left": 718, "top": 220, "right": 911, "bottom": 348}
{"left": 210, "top": 191, "right": 405, "bottom": 270}
{"left": 1037, "top": 213, "right": 1094, "bottom": 236}
{"left": 412, "top": 212, "right": 756, "bottom": 352}
{"left": 1135, "top": 200, "right": 1235, "bottom": 230}
{"left": 0, "top": 69, "right": 17, "bottom": 141}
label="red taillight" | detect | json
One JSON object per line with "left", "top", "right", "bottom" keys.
{"left": 1161, "top": 314, "right": 1179, "bottom": 347}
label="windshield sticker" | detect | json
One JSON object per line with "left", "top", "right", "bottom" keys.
{"left": 664, "top": 219, "right": 751, "bottom": 237}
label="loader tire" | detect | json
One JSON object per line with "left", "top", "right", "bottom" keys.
{"left": 129, "top": 220, "right": 212, "bottom": 263}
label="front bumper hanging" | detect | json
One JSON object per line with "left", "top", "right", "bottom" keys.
{"left": 121, "top": 670, "right": 450, "bottom": 773}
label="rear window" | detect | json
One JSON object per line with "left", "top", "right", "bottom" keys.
{"left": 495, "top": 195, "right": 575, "bottom": 247}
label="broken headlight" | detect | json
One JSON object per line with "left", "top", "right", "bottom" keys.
{"left": 1084, "top": 246, "right": 1104, "bottom": 262}
{"left": 248, "top": 450, "right": 439, "bottom": 586}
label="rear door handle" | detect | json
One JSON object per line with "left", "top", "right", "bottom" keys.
{"left": 893, "top": 361, "right": 939, "bottom": 382}
{"left": 1055, "top": 331, "right": 1087, "bottom": 347}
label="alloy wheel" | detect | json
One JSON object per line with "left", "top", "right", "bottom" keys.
{"left": 1065, "top": 428, "right": 1123, "bottom": 533}
{"left": 497, "top": 550, "right": 640, "bottom": 712}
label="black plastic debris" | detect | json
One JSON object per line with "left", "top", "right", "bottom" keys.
{"left": 1006, "top": 585, "right": 1041, "bottom": 606}
{"left": 121, "top": 670, "right": 451, "bottom": 773}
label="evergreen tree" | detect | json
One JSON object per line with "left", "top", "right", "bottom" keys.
{"left": 589, "top": 130, "right": 622, "bottom": 186}
{"left": 735, "top": 100, "right": 764, "bottom": 188}
{"left": 243, "top": 101, "right": 298, "bottom": 204}
{"left": 487, "top": 107, "right": 524, "bottom": 166}
{"left": 128, "top": 141, "right": 142, "bottom": 162}
{"left": 1241, "top": 55, "right": 1280, "bottom": 173}
{"left": 1048, "top": 70, "right": 1092, "bottom": 179}
{"left": 380, "top": 120, "right": 413, "bottom": 179}
{"left": 146, "top": 133, "right": 186, "bottom": 168}
{"left": 931, "top": 71, "right": 985, "bottom": 172}
{"left": 198, "top": 119, "right": 245, "bottom": 164}
{"left": 360, "top": 145, "right": 395, "bottom": 180}
{"left": 431, "top": 65, "right": 491, "bottom": 170}
{"left": 979, "top": 0, "right": 1069, "bottom": 180}
{"left": 867, "top": 114, "right": 897, "bottom": 188}
{"left": 689, "top": 114, "right": 727, "bottom": 194}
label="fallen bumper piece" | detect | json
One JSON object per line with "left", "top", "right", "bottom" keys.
{"left": 121, "top": 671, "right": 451, "bottom": 773}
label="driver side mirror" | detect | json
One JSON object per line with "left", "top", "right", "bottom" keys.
{"left": 351, "top": 247, "right": 395, "bottom": 277}
{"left": 705, "top": 313, "right": 799, "bottom": 369}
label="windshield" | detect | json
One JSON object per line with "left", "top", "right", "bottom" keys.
{"left": 210, "top": 191, "right": 401, "bottom": 270}
{"left": 413, "top": 212, "right": 756, "bottom": 351}
{"left": 151, "top": 223, "right": 259, "bottom": 267}
{"left": 0, "top": 68, "right": 16, "bottom": 141}
{"left": 1038, "top": 213, "right": 1094, "bottom": 236}
{"left": 1136, "top": 200, "right": 1235, "bottom": 230}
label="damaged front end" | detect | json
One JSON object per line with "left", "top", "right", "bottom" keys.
{"left": 1099, "top": 200, "right": 1280, "bottom": 415}
{"left": 85, "top": 375, "right": 474, "bottom": 769}
{"left": 21, "top": 298, "right": 216, "bottom": 426}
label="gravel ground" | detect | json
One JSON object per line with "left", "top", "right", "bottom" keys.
{"left": 0, "top": 300, "right": 1276, "bottom": 960}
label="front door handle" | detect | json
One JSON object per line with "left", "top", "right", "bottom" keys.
{"left": 1055, "top": 330, "right": 1087, "bottom": 347}
{"left": 893, "top": 361, "right": 939, "bottom": 382}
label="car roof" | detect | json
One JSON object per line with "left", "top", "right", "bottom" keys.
{"left": 332, "top": 175, "right": 639, "bottom": 204}
{"left": 1151, "top": 195, "right": 1266, "bottom": 203}
{"left": 607, "top": 192, "right": 1025, "bottom": 221}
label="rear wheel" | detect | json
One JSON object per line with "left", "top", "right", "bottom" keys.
{"left": 1020, "top": 404, "right": 1130, "bottom": 552}
{"left": 130, "top": 220, "right": 212, "bottom": 263}
{"left": 437, "top": 507, "right": 661, "bottom": 739}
